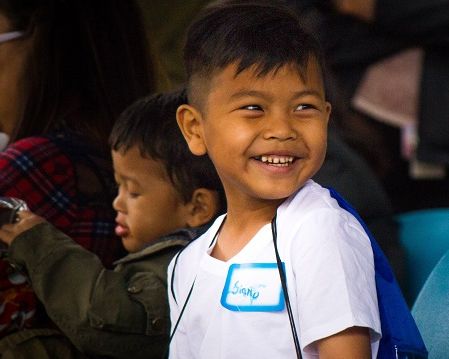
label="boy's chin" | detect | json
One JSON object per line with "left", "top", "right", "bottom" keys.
{"left": 121, "top": 237, "right": 144, "bottom": 253}
{"left": 251, "top": 184, "right": 303, "bottom": 202}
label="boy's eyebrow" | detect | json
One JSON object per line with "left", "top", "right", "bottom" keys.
{"left": 229, "top": 90, "right": 270, "bottom": 101}
{"left": 291, "top": 89, "right": 324, "bottom": 99}
{"left": 116, "top": 173, "right": 141, "bottom": 186}
{"left": 229, "top": 89, "right": 323, "bottom": 101}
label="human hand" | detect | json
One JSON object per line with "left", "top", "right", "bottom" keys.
{"left": 331, "top": 0, "right": 376, "bottom": 22}
{"left": 0, "top": 211, "right": 46, "bottom": 246}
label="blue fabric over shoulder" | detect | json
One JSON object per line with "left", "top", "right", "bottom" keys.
{"left": 327, "top": 187, "right": 428, "bottom": 359}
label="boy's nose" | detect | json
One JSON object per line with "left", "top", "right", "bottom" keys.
{"left": 262, "top": 112, "right": 297, "bottom": 141}
{"left": 112, "top": 191, "right": 125, "bottom": 213}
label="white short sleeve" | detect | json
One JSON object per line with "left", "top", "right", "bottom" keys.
{"left": 288, "top": 208, "right": 381, "bottom": 354}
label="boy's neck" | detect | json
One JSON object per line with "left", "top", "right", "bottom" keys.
{"left": 210, "top": 195, "right": 284, "bottom": 261}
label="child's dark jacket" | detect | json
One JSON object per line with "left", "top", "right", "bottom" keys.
{"left": 1, "top": 223, "right": 198, "bottom": 358}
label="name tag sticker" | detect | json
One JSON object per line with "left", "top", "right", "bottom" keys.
{"left": 221, "top": 263, "right": 285, "bottom": 312}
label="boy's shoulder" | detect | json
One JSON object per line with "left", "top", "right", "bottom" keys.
{"left": 278, "top": 180, "right": 368, "bottom": 236}
{"left": 280, "top": 180, "right": 343, "bottom": 216}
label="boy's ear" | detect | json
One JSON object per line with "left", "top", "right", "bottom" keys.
{"left": 185, "top": 188, "right": 220, "bottom": 228}
{"left": 325, "top": 101, "right": 332, "bottom": 124}
{"left": 176, "top": 104, "right": 207, "bottom": 156}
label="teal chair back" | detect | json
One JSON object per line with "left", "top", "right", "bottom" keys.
{"left": 412, "top": 249, "right": 449, "bottom": 358}
{"left": 396, "top": 208, "right": 449, "bottom": 305}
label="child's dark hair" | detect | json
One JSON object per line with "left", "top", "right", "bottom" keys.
{"left": 109, "top": 89, "right": 226, "bottom": 213}
{"left": 184, "top": 0, "right": 325, "bottom": 105}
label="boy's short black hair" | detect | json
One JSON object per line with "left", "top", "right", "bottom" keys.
{"left": 184, "top": 0, "right": 325, "bottom": 106}
{"left": 109, "top": 89, "right": 226, "bottom": 213}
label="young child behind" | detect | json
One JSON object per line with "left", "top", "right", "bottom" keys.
{"left": 167, "top": 1, "right": 412, "bottom": 358}
{"left": 0, "top": 89, "right": 225, "bottom": 358}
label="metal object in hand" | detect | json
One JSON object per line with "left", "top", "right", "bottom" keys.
{"left": 0, "top": 197, "right": 28, "bottom": 226}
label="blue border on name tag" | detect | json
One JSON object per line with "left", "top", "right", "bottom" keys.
{"left": 221, "top": 262, "right": 285, "bottom": 312}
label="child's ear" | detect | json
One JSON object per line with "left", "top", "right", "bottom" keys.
{"left": 176, "top": 104, "right": 207, "bottom": 156}
{"left": 325, "top": 101, "right": 332, "bottom": 124}
{"left": 185, "top": 188, "right": 219, "bottom": 228}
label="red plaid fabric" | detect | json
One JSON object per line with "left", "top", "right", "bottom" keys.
{"left": 0, "top": 135, "right": 125, "bottom": 336}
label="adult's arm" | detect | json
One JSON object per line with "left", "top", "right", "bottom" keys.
{"left": 333, "top": 0, "right": 449, "bottom": 41}
{"left": 0, "top": 136, "right": 123, "bottom": 267}
{"left": 0, "top": 137, "right": 78, "bottom": 230}
{"left": 317, "top": 0, "right": 449, "bottom": 74}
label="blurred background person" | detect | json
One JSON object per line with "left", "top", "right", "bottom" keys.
{"left": 288, "top": 0, "right": 449, "bottom": 212}
{"left": 0, "top": 0, "right": 157, "bottom": 336}
{"left": 284, "top": 0, "right": 449, "bottom": 299}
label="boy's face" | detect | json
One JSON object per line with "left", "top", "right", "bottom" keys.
{"left": 182, "top": 60, "right": 330, "bottom": 208}
{"left": 112, "top": 146, "right": 189, "bottom": 252}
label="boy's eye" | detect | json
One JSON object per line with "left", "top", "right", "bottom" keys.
{"left": 295, "top": 104, "right": 315, "bottom": 111}
{"left": 241, "top": 104, "right": 263, "bottom": 111}
{"left": 129, "top": 192, "right": 140, "bottom": 199}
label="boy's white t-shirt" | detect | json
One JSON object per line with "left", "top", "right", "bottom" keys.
{"left": 168, "top": 180, "right": 381, "bottom": 358}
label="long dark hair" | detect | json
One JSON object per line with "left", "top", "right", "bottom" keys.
{"left": 0, "top": 0, "right": 156, "bottom": 150}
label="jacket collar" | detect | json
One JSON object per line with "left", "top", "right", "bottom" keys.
{"left": 113, "top": 227, "right": 205, "bottom": 265}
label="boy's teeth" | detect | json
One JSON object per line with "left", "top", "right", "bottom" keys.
{"left": 259, "top": 155, "right": 294, "bottom": 165}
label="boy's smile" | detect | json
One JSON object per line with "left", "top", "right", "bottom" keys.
{"left": 180, "top": 60, "right": 330, "bottom": 213}
{"left": 254, "top": 155, "right": 295, "bottom": 166}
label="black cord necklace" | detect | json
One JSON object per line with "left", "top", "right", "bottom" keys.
{"left": 271, "top": 214, "right": 302, "bottom": 359}
{"left": 168, "top": 215, "right": 302, "bottom": 358}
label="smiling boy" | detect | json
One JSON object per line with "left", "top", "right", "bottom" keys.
{"left": 168, "top": 1, "right": 381, "bottom": 358}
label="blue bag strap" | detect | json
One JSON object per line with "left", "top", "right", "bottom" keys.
{"left": 327, "top": 187, "right": 428, "bottom": 358}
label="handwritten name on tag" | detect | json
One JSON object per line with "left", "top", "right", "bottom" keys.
{"left": 221, "top": 263, "right": 285, "bottom": 312}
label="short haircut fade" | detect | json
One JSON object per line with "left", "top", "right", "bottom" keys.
{"left": 184, "top": 0, "right": 325, "bottom": 104}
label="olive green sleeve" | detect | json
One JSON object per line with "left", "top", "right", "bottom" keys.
{"left": 8, "top": 223, "right": 172, "bottom": 359}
